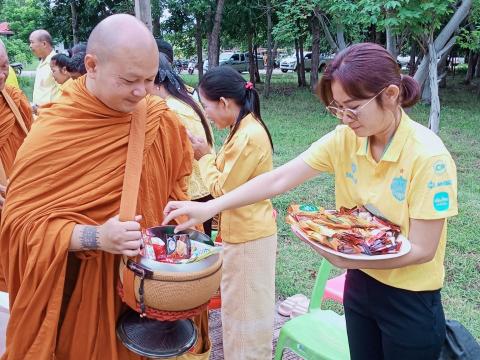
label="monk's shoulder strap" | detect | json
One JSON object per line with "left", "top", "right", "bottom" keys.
{"left": 1, "top": 89, "right": 28, "bottom": 136}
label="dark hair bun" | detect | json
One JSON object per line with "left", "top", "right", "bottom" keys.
{"left": 400, "top": 75, "right": 420, "bottom": 108}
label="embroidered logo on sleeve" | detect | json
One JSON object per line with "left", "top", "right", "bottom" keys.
{"left": 391, "top": 176, "right": 407, "bottom": 201}
{"left": 433, "top": 160, "right": 446, "bottom": 175}
{"left": 433, "top": 192, "right": 450, "bottom": 211}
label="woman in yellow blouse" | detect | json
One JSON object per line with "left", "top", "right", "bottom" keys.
{"left": 151, "top": 53, "right": 215, "bottom": 235}
{"left": 164, "top": 44, "right": 458, "bottom": 360}
{"left": 189, "top": 66, "right": 277, "bottom": 359}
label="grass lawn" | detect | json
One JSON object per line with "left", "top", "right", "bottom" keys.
{"left": 186, "top": 72, "right": 480, "bottom": 339}
{"left": 19, "top": 71, "right": 479, "bottom": 338}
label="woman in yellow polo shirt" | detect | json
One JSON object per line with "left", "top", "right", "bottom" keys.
{"left": 188, "top": 65, "right": 277, "bottom": 359}
{"left": 163, "top": 43, "right": 458, "bottom": 360}
{"left": 151, "top": 53, "right": 215, "bottom": 235}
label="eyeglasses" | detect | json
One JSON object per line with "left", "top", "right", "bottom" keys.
{"left": 326, "top": 88, "right": 386, "bottom": 121}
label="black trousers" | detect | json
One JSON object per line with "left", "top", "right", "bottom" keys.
{"left": 344, "top": 269, "right": 446, "bottom": 360}
{"left": 193, "top": 194, "right": 214, "bottom": 237}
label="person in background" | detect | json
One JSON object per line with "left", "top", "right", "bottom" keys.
{"left": 29, "top": 29, "right": 60, "bottom": 112}
{"left": 50, "top": 53, "right": 71, "bottom": 87}
{"left": 5, "top": 66, "right": 19, "bottom": 89}
{"left": 151, "top": 53, "right": 215, "bottom": 236}
{"left": 155, "top": 39, "right": 199, "bottom": 100}
{"left": 66, "top": 51, "right": 86, "bottom": 79}
{"left": 163, "top": 43, "right": 458, "bottom": 360}
{"left": 175, "top": 65, "right": 277, "bottom": 359}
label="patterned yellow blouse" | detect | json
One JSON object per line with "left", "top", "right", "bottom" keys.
{"left": 165, "top": 95, "right": 214, "bottom": 200}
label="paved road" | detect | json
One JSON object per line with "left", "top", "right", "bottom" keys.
{"left": 19, "top": 70, "right": 35, "bottom": 78}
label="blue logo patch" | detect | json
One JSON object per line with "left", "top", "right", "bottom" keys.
{"left": 433, "top": 160, "right": 446, "bottom": 175}
{"left": 433, "top": 192, "right": 450, "bottom": 211}
{"left": 391, "top": 176, "right": 407, "bottom": 201}
{"left": 346, "top": 163, "right": 358, "bottom": 184}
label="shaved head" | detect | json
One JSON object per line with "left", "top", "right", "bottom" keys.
{"left": 87, "top": 14, "right": 157, "bottom": 64}
{"left": 84, "top": 14, "right": 159, "bottom": 113}
{"left": 30, "top": 30, "right": 53, "bottom": 46}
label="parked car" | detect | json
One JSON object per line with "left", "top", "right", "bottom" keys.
{"left": 203, "top": 52, "right": 264, "bottom": 73}
{"left": 280, "top": 52, "right": 334, "bottom": 73}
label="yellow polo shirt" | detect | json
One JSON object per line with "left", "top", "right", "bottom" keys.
{"left": 6, "top": 66, "right": 19, "bottom": 88}
{"left": 199, "top": 113, "right": 277, "bottom": 244}
{"left": 303, "top": 110, "right": 458, "bottom": 291}
{"left": 165, "top": 95, "right": 214, "bottom": 200}
{"left": 33, "top": 50, "right": 60, "bottom": 106}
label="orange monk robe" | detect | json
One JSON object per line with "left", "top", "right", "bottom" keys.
{"left": 0, "top": 85, "right": 33, "bottom": 178}
{"left": 0, "top": 84, "right": 33, "bottom": 292}
{"left": 0, "top": 76, "right": 207, "bottom": 359}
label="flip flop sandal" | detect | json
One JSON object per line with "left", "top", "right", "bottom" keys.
{"left": 277, "top": 294, "right": 308, "bottom": 317}
{"left": 289, "top": 297, "right": 310, "bottom": 319}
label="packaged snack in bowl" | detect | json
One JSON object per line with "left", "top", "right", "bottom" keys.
{"left": 141, "top": 232, "right": 191, "bottom": 262}
{"left": 141, "top": 229, "right": 221, "bottom": 264}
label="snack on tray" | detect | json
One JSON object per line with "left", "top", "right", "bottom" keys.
{"left": 287, "top": 204, "right": 402, "bottom": 255}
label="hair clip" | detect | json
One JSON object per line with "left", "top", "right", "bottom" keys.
{"left": 245, "top": 81, "right": 254, "bottom": 90}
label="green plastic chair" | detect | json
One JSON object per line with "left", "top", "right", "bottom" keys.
{"left": 274, "top": 258, "right": 351, "bottom": 360}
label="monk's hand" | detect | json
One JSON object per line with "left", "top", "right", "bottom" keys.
{"left": 163, "top": 200, "right": 216, "bottom": 233}
{"left": 98, "top": 215, "right": 143, "bottom": 256}
{"left": 188, "top": 133, "right": 210, "bottom": 160}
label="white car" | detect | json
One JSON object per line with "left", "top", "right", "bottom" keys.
{"left": 280, "top": 52, "right": 333, "bottom": 73}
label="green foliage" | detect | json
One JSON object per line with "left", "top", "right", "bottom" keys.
{"left": 0, "top": 0, "right": 46, "bottom": 63}
{"left": 458, "top": 27, "right": 480, "bottom": 51}
{"left": 2, "top": 37, "right": 33, "bottom": 63}
{"left": 43, "top": 0, "right": 135, "bottom": 46}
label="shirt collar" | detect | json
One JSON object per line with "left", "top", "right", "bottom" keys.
{"left": 356, "top": 109, "right": 412, "bottom": 163}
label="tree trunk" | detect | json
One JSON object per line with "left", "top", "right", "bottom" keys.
{"left": 438, "top": 51, "right": 449, "bottom": 88}
{"left": 248, "top": 31, "right": 255, "bottom": 83}
{"left": 408, "top": 42, "right": 417, "bottom": 76}
{"left": 208, "top": 0, "right": 225, "bottom": 68}
{"left": 263, "top": 0, "right": 274, "bottom": 98}
{"left": 295, "top": 39, "right": 301, "bottom": 86}
{"left": 313, "top": 8, "right": 339, "bottom": 52}
{"left": 414, "top": 0, "right": 472, "bottom": 89}
{"left": 254, "top": 44, "right": 261, "bottom": 83}
{"left": 336, "top": 23, "right": 347, "bottom": 50}
{"left": 70, "top": 1, "right": 79, "bottom": 45}
{"left": 428, "top": 37, "right": 441, "bottom": 134}
{"left": 464, "top": 52, "right": 478, "bottom": 84}
{"left": 386, "top": 26, "right": 397, "bottom": 59}
{"left": 298, "top": 36, "right": 307, "bottom": 87}
{"left": 475, "top": 55, "right": 480, "bottom": 78}
{"left": 195, "top": 15, "right": 204, "bottom": 80}
{"left": 310, "top": 15, "right": 321, "bottom": 92}
{"left": 134, "top": 0, "right": 153, "bottom": 32}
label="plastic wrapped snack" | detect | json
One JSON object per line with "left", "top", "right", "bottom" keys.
{"left": 142, "top": 232, "right": 191, "bottom": 262}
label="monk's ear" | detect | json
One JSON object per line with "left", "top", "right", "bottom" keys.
{"left": 84, "top": 54, "right": 98, "bottom": 78}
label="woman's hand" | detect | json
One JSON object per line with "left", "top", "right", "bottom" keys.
{"left": 163, "top": 200, "right": 218, "bottom": 232}
{"left": 188, "top": 133, "right": 211, "bottom": 160}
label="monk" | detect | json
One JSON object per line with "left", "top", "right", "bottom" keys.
{"left": 0, "top": 40, "right": 32, "bottom": 205}
{"left": 0, "top": 14, "right": 209, "bottom": 359}
{"left": 0, "top": 40, "right": 32, "bottom": 292}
